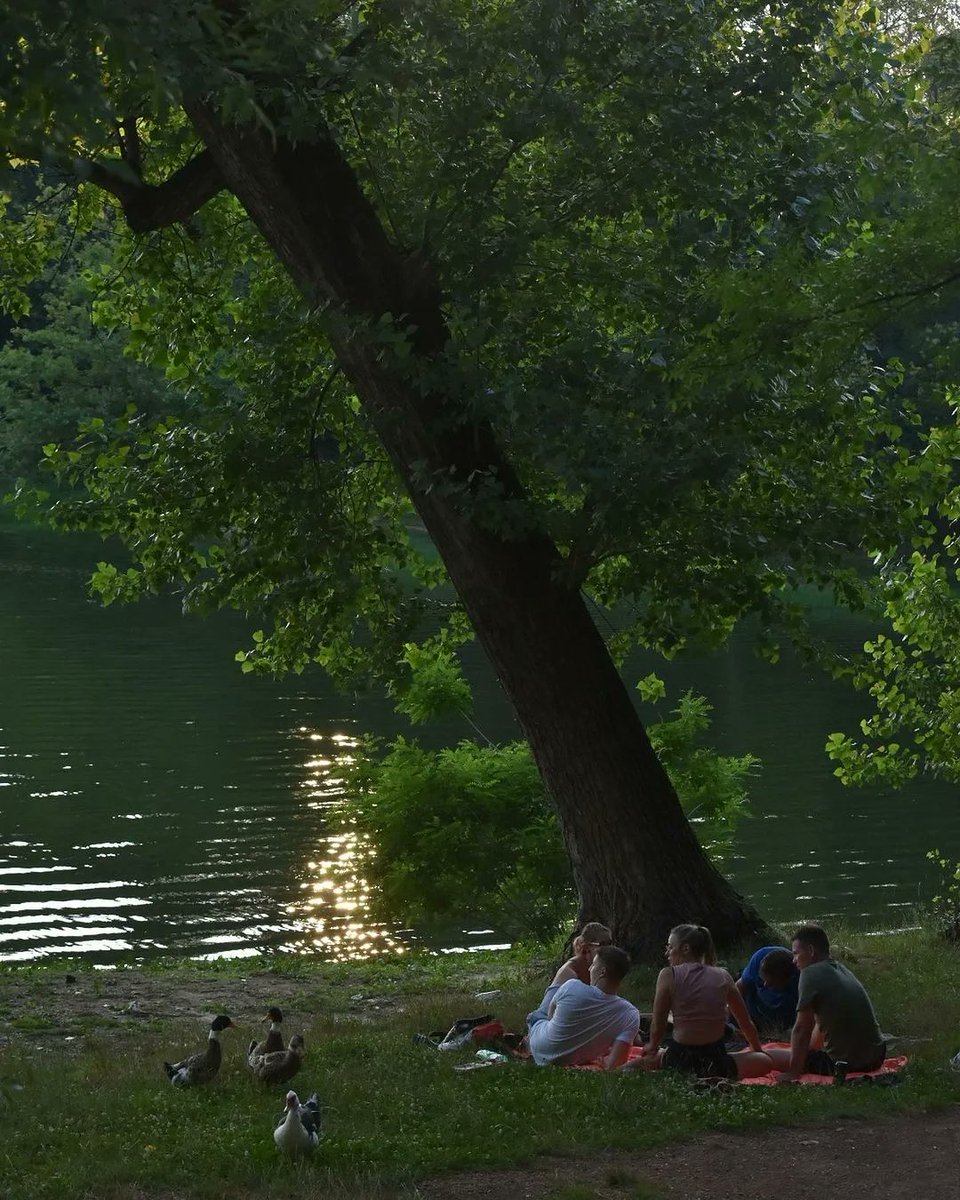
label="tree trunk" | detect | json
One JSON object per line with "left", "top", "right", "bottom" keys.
{"left": 185, "top": 109, "right": 770, "bottom": 960}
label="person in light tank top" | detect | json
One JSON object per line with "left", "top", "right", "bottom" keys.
{"left": 628, "top": 924, "right": 773, "bottom": 1079}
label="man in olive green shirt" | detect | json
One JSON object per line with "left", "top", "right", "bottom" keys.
{"left": 766, "top": 924, "right": 886, "bottom": 1081}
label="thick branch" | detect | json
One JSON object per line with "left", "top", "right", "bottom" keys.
{"left": 117, "top": 117, "right": 143, "bottom": 174}
{"left": 78, "top": 149, "right": 225, "bottom": 233}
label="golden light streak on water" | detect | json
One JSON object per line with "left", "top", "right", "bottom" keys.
{"left": 285, "top": 730, "right": 403, "bottom": 962}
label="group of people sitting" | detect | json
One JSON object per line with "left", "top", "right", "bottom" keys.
{"left": 526, "top": 921, "right": 887, "bottom": 1081}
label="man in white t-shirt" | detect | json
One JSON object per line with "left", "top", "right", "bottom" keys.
{"left": 527, "top": 944, "right": 639, "bottom": 1069}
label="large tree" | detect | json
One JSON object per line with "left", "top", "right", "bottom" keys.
{"left": 2, "top": 1, "right": 953, "bottom": 955}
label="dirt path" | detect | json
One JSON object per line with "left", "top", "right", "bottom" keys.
{"left": 418, "top": 1108, "right": 960, "bottom": 1200}
{"left": 0, "top": 966, "right": 409, "bottom": 1042}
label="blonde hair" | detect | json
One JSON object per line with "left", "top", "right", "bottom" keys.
{"left": 670, "top": 923, "right": 717, "bottom": 965}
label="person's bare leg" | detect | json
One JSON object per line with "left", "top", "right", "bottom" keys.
{"left": 732, "top": 1050, "right": 774, "bottom": 1079}
{"left": 763, "top": 1046, "right": 792, "bottom": 1070}
{"left": 622, "top": 1046, "right": 663, "bottom": 1072}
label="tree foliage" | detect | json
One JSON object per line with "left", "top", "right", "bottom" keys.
{"left": 0, "top": 205, "right": 174, "bottom": 480}
{"left": 2, "top": 2, "right": 953, "bottom": 676}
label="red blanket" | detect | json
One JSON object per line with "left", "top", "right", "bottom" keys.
{"left": 741, "top": 1041, "right": 907, "bottom": 1085}
{"left": 573, "top": 1042, "right": 907, "bottom": 1081}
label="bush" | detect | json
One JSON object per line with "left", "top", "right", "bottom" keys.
{"left": 927, "top": 847, "right": 960, "bottom": 941}
{"left": 338, "top": 688, "right": 758, "bottom": 939}
{"left": 341, "top": 738, "right": 572, "bottom": 940}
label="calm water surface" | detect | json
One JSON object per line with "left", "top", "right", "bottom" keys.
{"left": 1, "top": 522, "right": 957, "bottom": 963}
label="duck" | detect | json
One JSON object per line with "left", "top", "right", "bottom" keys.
{"left": 247, "top": 1006, "right": 285, "bottom": 1065}
{"left": 273, "top": 1089, "right": 321, "bottom": 1155}
{"left": 163, "top": 1014, "right": 234, "bottom": 1086}
{"left": 249, "top": 1033, "right": 306, "bottom": 1085}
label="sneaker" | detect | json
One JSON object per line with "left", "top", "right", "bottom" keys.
{"left": 949, "top": 1049, "right": 960, "bottom": 1071}
{"left": 691, "top": 1076, "right": 734, "bottom": 1096}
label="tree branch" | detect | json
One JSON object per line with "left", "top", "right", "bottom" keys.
{"left": 117, "top": 116, "right": 143, "bottom": 174}
{"left": 833, "top": 264, "right": 960, "bottom": 316}
{"left": 76, "top": 149, "right": 225, "bottom": 233}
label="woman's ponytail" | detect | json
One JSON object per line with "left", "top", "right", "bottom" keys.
{"left": 670, "top": 923, "right": 717, "bottom": 964}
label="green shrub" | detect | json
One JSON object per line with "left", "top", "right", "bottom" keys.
{"left": 927, "top": 847, "right": 960, "bottom": 940}
{"left": 338, "top": 687, "right": 758, "bottom": 938}
{"left": 341, "top": 737, "right": 571, "bottom": 938}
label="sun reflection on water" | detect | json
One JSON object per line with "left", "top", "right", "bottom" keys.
{"left": 282, "top": 729, "right": 403, "bottom": 962}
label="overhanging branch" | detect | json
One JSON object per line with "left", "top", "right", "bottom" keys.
{"left": 76, "top": 148, "right": 225, "bottom": 233}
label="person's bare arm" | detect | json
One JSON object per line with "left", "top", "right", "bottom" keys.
{"left": 726, "top": 979, "right": 764, "bottom": 1052}
{"left": 604, "top": 1039, "right": 632, "bottom": 1071}
{"left": 647, "top": 968, "right": 673, "bottom": 1055}
{"left": 735, "top": 976, "right": 748, "bottom": 996}
{"left": 549, "top": 958, "right": 579, "bottom": 988}
{"left": 781, "top": 1006, "right": 816, "bottom": 1080}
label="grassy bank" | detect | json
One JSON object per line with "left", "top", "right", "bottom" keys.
{"left": 1, "top": 929, "right": 958, "bottom": 1200}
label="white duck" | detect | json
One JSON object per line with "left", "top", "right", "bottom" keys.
{"left": 273, "top": 1089, "right": 321, "bottom": 1155}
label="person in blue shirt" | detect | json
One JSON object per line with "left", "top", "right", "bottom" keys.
{"left": 736, "top": 946, "right": 799, "bottom": 1036}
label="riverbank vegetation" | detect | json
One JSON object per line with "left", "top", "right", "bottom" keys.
{"left": 338, "top": 687, "right": 757, "bottom": 940}
{"left": 1, "top": 928, "right": 958, "bottom": 1199}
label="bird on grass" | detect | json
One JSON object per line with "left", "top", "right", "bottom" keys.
{"left": 273, "top": 1089, "right": 321, "bottom": 1155}
{"left": 249, "top": 1033, "right": 306, "bottom": 1085}
{"left": 247, "top": 1006, "right": 285, "bottom": 1064}
{"left": 163, "top": 1014, "right": 234, "bottom": 1086}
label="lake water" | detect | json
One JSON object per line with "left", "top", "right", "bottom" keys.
{"left": 1, "top": 520, "right": 957, "bottom": 963}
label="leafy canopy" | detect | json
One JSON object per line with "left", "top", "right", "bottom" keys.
{"left": 2, "top": 2, "right": 960, "bottom": 779}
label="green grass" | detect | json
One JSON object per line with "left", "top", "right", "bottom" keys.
{"left": 9, "top": 1013, "right": 56, "bottom": 1032}
{"left": 1, "top": 929, "right": 958, "bottom": 1200}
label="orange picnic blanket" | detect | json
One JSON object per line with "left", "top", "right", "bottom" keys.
{"left": 573, "top": 1042, "right": 907, "bottom": 1081}
{"left": 572, "top": 1044, "right": 646, "bottom": 1070}
{"left": 741, "top": 1041, "right": 907, "bottom": 1085}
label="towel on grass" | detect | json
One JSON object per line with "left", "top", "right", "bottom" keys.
{"left": 572, "top": 1042, "right": 907, "bottom": 1080}
{"left": 740, "top": 1041, "right": 907, "bottom": 1085}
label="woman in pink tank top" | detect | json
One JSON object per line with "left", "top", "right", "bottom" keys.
{"left": 641, "top": 925, "right": 773, "bottom": 1079}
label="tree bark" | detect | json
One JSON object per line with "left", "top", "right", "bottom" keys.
{"left": 174, "top": 108, "right": 769, "bottom": 960}
{"left": 80, "top": 150, "right": 224, "bottom": 233}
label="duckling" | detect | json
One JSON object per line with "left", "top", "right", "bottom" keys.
{"left": 250, "top": 1033, "right": 306, "bottom": 1085}
{"left": 163, "top": 1014, "right": 234, "bottom": 1087}
{"left": 273, "top": 1089, "right": 321, "bottom": 1155}
{"left": 247, "top": 1006, "right": 285, "bottom": 1066}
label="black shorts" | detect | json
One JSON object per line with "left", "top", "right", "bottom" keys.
{"left": 805, "top": 1046, "right": 886, "bottom": 1076}
{"left": 662, "top": 1037, "right": 738, "bottom": 1080}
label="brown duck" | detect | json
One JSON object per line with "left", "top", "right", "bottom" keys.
{"left": 247, "top": 1006, "right": 285, "bottom": 1066}
{"left": 249, "top": 1034, "right": 306, "bottom": 1085}
{"left": 163, "top": 1014, "right": 234, "bottom": 1086}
